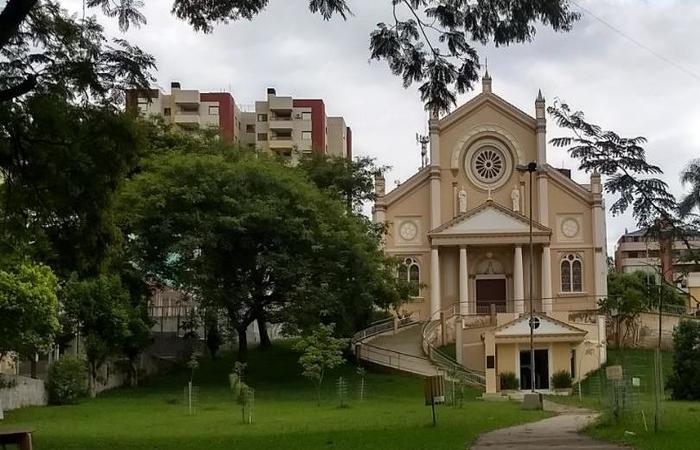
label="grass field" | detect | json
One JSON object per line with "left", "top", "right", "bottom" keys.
{"left": 1, "top": 341, "right": 551, "bottom": 449}
{"left": 549, "top": 348, "right": 700, "bottom": 450}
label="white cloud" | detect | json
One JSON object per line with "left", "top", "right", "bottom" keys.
{"left": 59, "top": 0, "right": 700, "bottom": 253}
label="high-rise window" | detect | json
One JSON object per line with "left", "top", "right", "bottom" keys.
{"left": 209, "top": 105, "right": 219, "bottom": 115}
{"left": 301, "top": 112, "right": 312, "bottom": 121}
{"left": 301, "top": 131, "right": 312, "bottom": 140}
{"left": 257, "top": 114, "right": 268, "bottom": 122}
{"left": 257, "top": 133, "right": 268, "bottom": 141}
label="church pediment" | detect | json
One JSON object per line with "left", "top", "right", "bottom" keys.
{"left": 429, "top": 201, "right": 550, "bottom": 236}
{"left": 495, "top": 313, "right": 586, "bottom": 338}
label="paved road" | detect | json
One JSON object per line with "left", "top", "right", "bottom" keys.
{"left": 470, "top": 400, "right": 628, "bottom": 449}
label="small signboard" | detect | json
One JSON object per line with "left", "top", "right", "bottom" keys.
{"left": 632, "top": 377, "right": 641, "bottom": 387}
{"left": 606, "top": 365, "right": 623, "bottom": 380}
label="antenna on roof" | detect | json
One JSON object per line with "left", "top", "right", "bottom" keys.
{"left": 416, "top": 133, "right": 430, "bottom": 168}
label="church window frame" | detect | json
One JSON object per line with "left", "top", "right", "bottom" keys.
{"left": 398, "top": 257, "right": 421, "bottom": 297}
{"left": 560, "top": 253, "right": 583, "bottom": 293}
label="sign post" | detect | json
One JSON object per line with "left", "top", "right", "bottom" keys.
{"left": 424, "top": 375, "right": 445, "bottom": 427}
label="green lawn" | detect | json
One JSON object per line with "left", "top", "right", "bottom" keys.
{"left": 548, "top": 348, "right": 700, "bottom": 450}
{"left": 1, "top": 341, "right": 550, "bottom": 449}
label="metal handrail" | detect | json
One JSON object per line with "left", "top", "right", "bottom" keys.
{"left": 420, "top": 305, "right": 486, "bottom": 387}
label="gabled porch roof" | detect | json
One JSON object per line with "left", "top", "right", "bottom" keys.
{"left": 493, "top": 313, "right": 587, "bottom": 344}
{"left": 428, "top": 200, "right": 551, "bottom": 246}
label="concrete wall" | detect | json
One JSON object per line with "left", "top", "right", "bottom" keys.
{"left": 0, "top": 375, "right": 47, "bottom": 412}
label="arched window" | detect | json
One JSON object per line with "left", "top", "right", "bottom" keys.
{"left": 560, "top": 254, "right": 583, "bottom": 292}
{"left": 399, "top": 257, "right": 421, "bottom": 297}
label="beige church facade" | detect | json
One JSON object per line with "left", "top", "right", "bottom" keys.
{"left": 373, "top": 75, "right": 608, "bottom": 394}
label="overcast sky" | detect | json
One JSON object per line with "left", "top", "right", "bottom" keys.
{"left": 62, "top": 0, "right": 700, "bottom": 254}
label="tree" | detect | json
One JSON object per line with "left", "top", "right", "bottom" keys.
{"left": 0, "top": 93, "right": 147, "bottom": 278}
{"left": 2, "top": 0, "right": 578, "bottom": 111}
{"left": 0, "top": 262, "right": 59, "bottom": 365}
{"left": 667, "top": 320, "right": 700, "bottom": 400}
{"left": 679, "top": 159, "right": 700, "bottom": 218}
{"left": 0, "top": 0, "right": 154, "bottom": 103}
{"left": 601, "top": 271, "right": 687, "bottom": 347}
{"left": 297, "top": 154, "right": 387, "bottom": 214}
{"left": 63, "top": 275, "right": 131, "bottom": 397}
{"left": 294, "top": 323, "right": 348, "bottom": 405}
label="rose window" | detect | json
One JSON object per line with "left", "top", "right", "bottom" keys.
{"left": 472, "top": 146, "right": 505, "bottom": 183}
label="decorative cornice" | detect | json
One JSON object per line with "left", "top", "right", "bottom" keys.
{"left": 381, "top": 166, "right": 430, "bottom": 205}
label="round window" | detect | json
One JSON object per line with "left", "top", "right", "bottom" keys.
{"left": 463, "top": 139, "right": 514, "bottom": 191}
{"left": 472, "top": 146, "right": 506, "bottom": 183}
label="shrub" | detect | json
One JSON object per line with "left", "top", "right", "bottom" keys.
{"left": 499, "top": 372, "right": 519, "bottom": 390}
{"left": 551, "top": 370, "right": 573, "bottom": 389}
{"left": 47, "top": 356, "right": 87, "bottom": 405}
{"left": 668, "top": 320, "right": 700, "bottom": 400}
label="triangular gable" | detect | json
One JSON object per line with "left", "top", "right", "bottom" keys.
{"left": 439, "top": 93, "right": 537, "bottom": 132}
{"left": 495, "top": 313, "right": 586, "bottom": 337}
{"left": 429, "top": 201, "right": 550, "bottom": 236}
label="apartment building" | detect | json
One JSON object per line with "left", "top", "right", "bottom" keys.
{"left": 126, "top": 84, "right": 351, "bottom": 161}
{"left": 254, "top": 88, "right": 352, "bottom": 161}
{"left": 614, "top": 228, "right": 700, "bottom": 285}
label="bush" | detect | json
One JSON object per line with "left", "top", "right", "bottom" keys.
{"left": 551, "top": 370, "right": 573, "bottom": 389}
{"left": 499, "top": 372, "right": 519, "bottom": 390}
{"left": 47, "top": 356, "right": 87, "bottom": 405}
{"left": 668, "top": 320, "right": 700, "bottom": 400}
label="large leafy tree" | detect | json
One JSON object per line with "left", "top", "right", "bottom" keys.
{"left": 0, "top": 262, "right": 59, "bottom": 363}
{"left": 118, "top": 145, "right": 410, "bottom": 360}
{"left": 0, "top": 93, "right": 147, "bottom": 278}
{"left": 1, "top": 0, "right": 578, "bottom": 111}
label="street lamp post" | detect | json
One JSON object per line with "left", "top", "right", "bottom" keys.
{"left": 518, "top": 161, "right": 538, "bottom": 392}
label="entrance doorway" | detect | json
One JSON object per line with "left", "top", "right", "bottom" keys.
{"left": 475, "top": 278, "right": 506, "bottom": 313}
{"left": 519, "top": 349, "right": 549, "bottom": 390}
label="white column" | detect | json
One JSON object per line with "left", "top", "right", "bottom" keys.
{"left": 430, "top": 247, "right": 441, "bottom": 320}
{"left": 536, "top": 91, "right": 549, "bottom": 226}
{"left": 513, "top": 245, "right": 525, "bottom": 313}
{"left": 459, "top": 246, "right": 469, "bottom": 316}
{"left": 541, "top": 246, "right": 553, "bottom": 313}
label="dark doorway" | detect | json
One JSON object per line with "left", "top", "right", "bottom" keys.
{"left": 475, "top": 278, "right": 506, "bottom": 313}
{"left": 519, "top": 349, "right": 549, "bottom": 390}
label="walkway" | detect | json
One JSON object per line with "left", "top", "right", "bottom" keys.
{"left": 359, "top": 323, "right": 440, "bottom": 377}
{"left": 471, "top": 400, "right": 628, "bottom": 449}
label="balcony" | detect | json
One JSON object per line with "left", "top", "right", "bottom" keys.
{"left": 174, "top": 111, "right": 200, "bottom": 129}
{"left": 269, "top": 137, "right": 294, "bottom": 149}
{"left": 269, "top": 115, "right": 294, "bottom": 130}
{"left": 173, "top": 90, "right": 200, "bottom": 106}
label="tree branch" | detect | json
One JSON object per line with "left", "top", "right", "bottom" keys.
{"left": 0, "top": 75, "right": 37, "bottom": 102}
{"left": 0, "top": 0, "right": 38, "bottom": 50}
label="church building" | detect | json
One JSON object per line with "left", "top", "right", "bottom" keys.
{"left": 373, "top": 74, "right": 608, "bottom": 394}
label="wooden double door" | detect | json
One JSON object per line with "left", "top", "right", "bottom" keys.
{"left": 475, "top": 277, "right": 506, "bottom": 313}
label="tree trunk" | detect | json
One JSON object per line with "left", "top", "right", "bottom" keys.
{"left": 237, "top": 328, "right": 248, "bottom": 362}
{"left": 30, "top": 356, "right": 37, "bottom": 379}
{"left": 257, "top": 317, "right": 272, "bottom": 349}
{"left": 88, "top": 362, "right": 97, "bottom": 398}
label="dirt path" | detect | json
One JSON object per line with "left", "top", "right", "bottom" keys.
{"left": 470, "top": 400, "right": 628, "bottom": 449}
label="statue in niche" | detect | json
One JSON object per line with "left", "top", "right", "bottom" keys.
{"left": 511, "top": 186, "right": 520, "bottom": 212}
{"left": 458, "top": 188, "right": 468, "bottom": 214}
